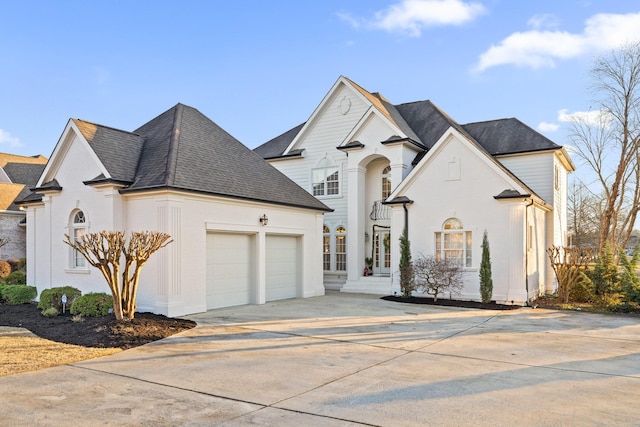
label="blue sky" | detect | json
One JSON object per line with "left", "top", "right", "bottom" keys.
{"left": 1, "top": 0, "right": 639, "bottom": 159}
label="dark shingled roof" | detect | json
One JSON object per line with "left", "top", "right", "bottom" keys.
{"left": 123, "top": 104, "right": 330, "bottom": 211}
{"left": 3, "top": 163, "right": 46, "bottom": 187}
{"left": 19, "top": 104, "right": 331, "bottom": 212}
{"left": 462, "top": 118, "right": 560, "bottom": 155}
{"left": 254, "top": 82, "right": 562, "bottom": 160}
{"left": 254, "top": 122, "right": 306, "bottom": 159}
{"left": 73, "top": 119, "right": 144, "bottom": 183}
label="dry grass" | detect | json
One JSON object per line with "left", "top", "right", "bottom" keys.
{"left": 0, "top": 326, "right": 121, "bottom": 377}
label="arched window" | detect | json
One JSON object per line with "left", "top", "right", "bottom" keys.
{"left": 71, "top": 210, "right": 87, "bottom": 268}
{"left": 381, "top": 165, "right": 391, "bottom": 199}
{"left": 435, "top": 218, "right": 472, "bottom": 267}
{"left": 323, "top": 225, "right": 331, "bottom": 271}
{"left": 335, "top": 226, "right": 347, "bottom": 271}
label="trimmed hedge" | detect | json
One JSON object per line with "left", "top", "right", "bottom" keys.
{"left": 37, "top": 286, "right": 82, "bottom": 312}
{"left": 70, "top": 293, "right": 113, "bottom": 317}
{"left": 0, "top": 285, "right": 37, "bottom": 304}
{"left": 2, "top": 271, "right": 26, "bottom": 286}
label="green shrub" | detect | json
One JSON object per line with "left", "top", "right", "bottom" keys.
{"left": 0, "top": 284, "right": 5, "bottom": 303}
{"left": 70, "top": 292, "right": 113, "bottom": 317}
{"left": 0, "top": 285, "right": 37, "bottom": 304}
{"left": 37, "top": 286, "right": 81, "bottom": 312}
{"left": 3, "top": 271, "right": 26, "bottom": 286}
{"left": 0, "top": 260, "right": 10, "bottom": 279}
{"left": 569, "top": 271, "right": 595, "bottom": 303}
{"left": 7, "top": 258, "right": 26, "bottom": 273}
{"left": 41, "top": 306, "right": 59, "bottom": 317}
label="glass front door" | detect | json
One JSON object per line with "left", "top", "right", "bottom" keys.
{"left": 373, "top": 230, "right": 391, "bottom": 275}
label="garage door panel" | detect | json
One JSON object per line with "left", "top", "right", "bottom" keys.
{"left": 266, "top": 235, "right": 298, "bottom": 301}
{"left": 206, "top": 233, "right": 253, "bottom": 309}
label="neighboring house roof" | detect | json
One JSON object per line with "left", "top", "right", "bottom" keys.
{"left": 0, "top": 153, "right": 47, "bottom": 168}
{"left": 24, "top": 104, "right": 331, "bottom": 213}
{"left": 0, "top": 153, "right": 48, "bottom": 211}
{"left": 255, "top": 77, "right": 564, "bottom": 160}
{"left": 3, "top": 163, "right": 46, "bottom": 187}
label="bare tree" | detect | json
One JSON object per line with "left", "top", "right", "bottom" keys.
{"left": 0, "top": 237, "right": 9, "bottom": 249}
{"left": 567, "top": 179, "right": 602, "bottom": 247}
{"left": 568, "top": 42, "right": 640, "bottom": 253}
{"left": 413, "top": 254, "right": 464, "bottom": 301}
{"left": 64, "top": 230, "right": 172, "bottom": 321}
{"left": 547, "top": 246, "right": 595, "bottom": 303}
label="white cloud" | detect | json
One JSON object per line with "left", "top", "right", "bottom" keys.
{"left": 340, "top": 0, "right": 486, "bottom": 37}
{"left": 475, "top": 11, "right": 640, "bottom": 72}
{"left": 538, "top": 121, "right": 559, "bottom": 132}
{"left": 0, "top": 129, "right": 22, "bottom": 147}
{"left": 557, "top": 108, "right": 614, "bottom": 127}
{"left": 527, "top": 13, "right": 560, "bottom": 30}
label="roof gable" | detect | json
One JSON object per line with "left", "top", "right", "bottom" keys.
{"left": 390, "top": 126, "right": 545, "bottom": 205}
{"left": 462, "top": 118, "right": 561, "bottom": 155}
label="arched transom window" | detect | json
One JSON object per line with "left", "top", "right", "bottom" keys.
{"left": 435, "top": 218, "right": 472, "bottom": 267}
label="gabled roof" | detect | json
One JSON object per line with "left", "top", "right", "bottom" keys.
{"left": 73, "top": 119, "right": 144, "bottom": 183}
{"left": 23, "top": 104, "right": 331, "bottom": 212}
{"left": 255, "top": 77, "right": 565, "bottom": 161}
{"left": 0, "top": 152, "right": 48, "bottom": 211}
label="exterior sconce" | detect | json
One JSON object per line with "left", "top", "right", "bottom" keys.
{"left": 259, "top": 214, "right": 269, "bottom": 226}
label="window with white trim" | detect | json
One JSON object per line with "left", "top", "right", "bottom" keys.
{"left": 435, "top": 218, "right": 472, "bottom": 267}
{"left": 312, "top": 166, "right": 340, "bottom": 197}
{"left": 71, "top": 210, "right": 87, "bottom": 269}
{"left": 323, "top": 225, "right": 331, "bottom": 271}
{"left": 335, "top": 225, "right": 347, "bottom": 271}
{"left": 381, "top": 165, "right": 391, "bottom": 199}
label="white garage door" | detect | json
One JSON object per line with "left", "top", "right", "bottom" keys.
{"left": 266, "top": 235, "right": 299, "bottom": 301}
{"left": 206, "top": 233, "right": 253, "bottom": 309}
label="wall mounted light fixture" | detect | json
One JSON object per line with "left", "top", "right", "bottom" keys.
{"left": 259, "top": 214, "right": 268, "bottom": 226}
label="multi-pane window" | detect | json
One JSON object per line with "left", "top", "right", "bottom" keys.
{"left": 335, "top": 226, "right": 347, "bottom": 271}
{"left": 323, "top": 225, "right": 331, "bottom": 271}
{"left": 72, "top": 210, "right": 87, "bottom": 268}
{"left": 312, "top": 167, "right": 340, "bottom": 197}
{"left": 435, "top": 218, "right": 472, "bottom": 267}
{"left": 381, "top": 165, "right": 391, "bottom": 199}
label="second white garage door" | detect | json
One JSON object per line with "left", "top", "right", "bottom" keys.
{"left": 206, "top": 233, "right": 253, "bottom": 310}
{"left": 265, "top": 235, "right": 299, "bottom": 301}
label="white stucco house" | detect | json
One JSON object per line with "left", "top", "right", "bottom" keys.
{"left": 254, "top": 76, "right": 575, "bottom": 305}
{"left": 0, "top": 153, "right": 47, "bottom": 261}
{"left": 19, "top": 104, "right": 331, "bottom": 316}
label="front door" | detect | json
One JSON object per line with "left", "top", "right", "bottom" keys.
{"left": 373, "top": 230, "right": 391, "bottom": 275}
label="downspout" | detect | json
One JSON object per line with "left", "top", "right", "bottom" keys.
{"left": 524, "top": 198, "right": 534, "bottom": 305}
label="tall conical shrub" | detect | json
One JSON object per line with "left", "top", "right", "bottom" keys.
{"left": 479, "top": 230, "right": 493, "bottom": 303}
{"left": 399, "top": 228, "right": 414, "bottom": 297}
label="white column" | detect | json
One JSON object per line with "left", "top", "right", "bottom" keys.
{"left": 346, "top": 165, "right": 366, "bottom": 283}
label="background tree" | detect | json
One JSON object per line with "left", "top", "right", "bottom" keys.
{"left": 567, "top": 180, "right": 602, "bottom": 247}
{"left": 568, "top": 42, "right": 640, "bottom": 252}
{"left": 479, "top": 231, "right": 493, "bottom": 303}
{"left": 399, "top": 228, "right": 414, "bottom": 297}
{"left": 64, "top": 230, "right": 172, "bottom": 321}
{"left": 413, "top": 254, "right": 463, "bottom": 301}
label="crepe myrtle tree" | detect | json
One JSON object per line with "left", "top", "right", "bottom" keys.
{"left": 64, "top": 230, "right": 172, "bottom": 321}
{"left": 413, "top": 254, "right": 464, "bottom": 302}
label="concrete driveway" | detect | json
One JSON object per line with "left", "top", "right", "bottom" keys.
{"left": 2, "top": 292, "right": 639, "bottom": 426}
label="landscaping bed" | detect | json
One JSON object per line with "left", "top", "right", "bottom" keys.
{"left": 382, "top": 295, "right": 521, "bottom": 310}
{"left": 0, "top": 302, "right": 196, "bottom": 349}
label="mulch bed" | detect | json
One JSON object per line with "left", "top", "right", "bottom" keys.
{"left": 382, "top": 295, "right": 521, "bottom": 310}
{"left": 0, "top": 303, "right": 196, "bottom": 349}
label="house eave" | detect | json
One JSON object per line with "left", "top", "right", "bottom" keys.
{"left": 380, "top": 136, "right": 427, "bottom": 151}
{"left": 119, "top": 185, "right": 334, "bottom": 213}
